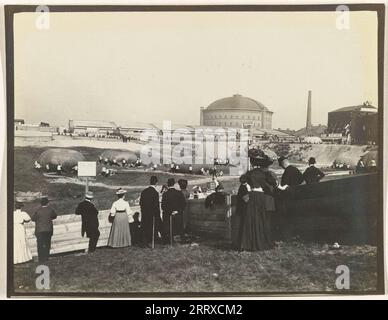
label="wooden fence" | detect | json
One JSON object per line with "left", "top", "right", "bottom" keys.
{"left": 24, "top": 173, "right": 379, "bottom": 257}
{"left": 25, "top": 206, "right": 141, "bottom": 257}
{"left": 187, "top": 173, "right": 379, "bottom": 246}
{"left": 186, "top": 196, "right": 233, "bottom": 241}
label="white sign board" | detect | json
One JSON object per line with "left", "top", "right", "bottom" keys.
{"left": 78, "top": 161, "right": 97, "bottom": 177}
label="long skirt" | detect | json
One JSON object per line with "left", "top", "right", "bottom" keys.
{"left": 107, "top": 212, "right": 131, "bottom": 248}
{"left": 14, "top": 223, "right": 32, "bottom": 264}
{"left": 239, "top": 192, "right": 273, "bottom": 251}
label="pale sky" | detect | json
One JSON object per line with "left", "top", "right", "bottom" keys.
{"left": 14, "top": 10, "right": 378, "bottom": 130}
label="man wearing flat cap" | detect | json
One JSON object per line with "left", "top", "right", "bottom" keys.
{"left": 303, "top": 157, "right": 325, "bottom": 184}
{"left": 75, "top": 191, "right": 100, "bottom": 253}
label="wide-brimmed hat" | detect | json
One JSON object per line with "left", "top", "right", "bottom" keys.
{"left": 249, "top": 148, "right": 273, "bottom": 166}
{"left": 248, "top": 147, "right": 267, "bottom": 159}
{"left": 85, "top": 191, "right": 94, "bottom": 199}
{"left": 259, "top": 155, "right": 274, "bottom": 166}
{"left": 15, "top": 200, "right": 24, "bottom": 209}
{"left": 308, "top": 157, "right": 316, "bottom": 165}
{"left": 116, "top": 188, "right": 127, "bottom": 195}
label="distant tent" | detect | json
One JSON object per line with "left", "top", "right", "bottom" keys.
{"left": 303, "top": 136, "right": 322, "bottom": 144}
{"left": 38, "top": 149, "right": 85, "bottom": 171}
{"left": 100, "top": 150, "right": 138, "bottom": 164}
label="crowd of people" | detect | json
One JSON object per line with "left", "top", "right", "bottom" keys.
{"left": 235, "top": 150, "right": 326, "bottom": 251}
{"left": 34, "top": 161, "right": 78, "bottom": 175}
{"left": 15, "top": 150, "right": 331, "bottom": 264}
{"left": 13, "top": 175, "right": 192, "bottom": 264}
{"left": 355, "top": 157, "right": 377, "bottom": 173}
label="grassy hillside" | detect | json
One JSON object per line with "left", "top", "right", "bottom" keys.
{"left": 13, "top": 240, "right": 377, "bottom": 293}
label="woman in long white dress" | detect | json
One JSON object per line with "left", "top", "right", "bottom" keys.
{"left": 107, "top": 188, "right": 134, "bottom": 248}
{"left": 14, "top": 202, "right": 33, "bottom": 264}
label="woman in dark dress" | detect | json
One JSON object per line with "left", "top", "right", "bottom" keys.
{"left": 239, "top": 149, "right": 287, "bottom": 251}
{"left": 236, "top": 175, "right": 250, "bottom": 248}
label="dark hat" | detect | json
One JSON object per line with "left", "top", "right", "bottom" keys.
{"left": 40, "top": 196, "right": 49, "bottom": 205}
{"left": 239, "top": 174, "right": 247, "bottom": 184}
{"left": 150, "top": 175, "right": 158, "bottom": 185}
{"left": 178, "top": 179, "right": 188, "bottom": 189}
{"left": 278, "top": 156, "right": 288, "bottom": 166}
{"left": 167, "top": 178, "right": 175, "bottom": 187}
{"left": 308, "top": 157, "right": 316, "bottom": 164}
{"left": 215, "top": 184, "right": 224, "bottom": 192}
{"left": 15, "top": 201, "right": 24, "bottom": 209}
{"left": 248, "top": 147, "right": 266, "bottom": 159}
{"left": 259, "top": 155, "right": 274, "bottom": 167}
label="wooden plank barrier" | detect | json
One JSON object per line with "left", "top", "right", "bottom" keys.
{"left": 187, "top": 196, "right": 232, "bottom": 241}
{"left": 25, "top": 206, "right": 141, "bottom": 257}
{"left": 187, "top": 173, "right": 379, "bottom": 246}
{"left": 276, "top": 173, "right": 379, "bottom": 245}
{"left": 23, "top": 173, "right": 379, "bottom": 257}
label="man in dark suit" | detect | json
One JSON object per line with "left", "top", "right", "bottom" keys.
{"left": 140, "top": 176, "right": 162, "bottom": 246}
{"left": 75, "top": 191, "right": 100, "bottom": 253}
{"left": 161, "top": 178, "right": 187, "bottom": 244}
{"left": 31, "top": 196, "right": 57, "bottom": 263}
{"left": 278, "top": 156, "right": 304, "bottom": 187}
{"left": 303, "top": 157, "right": 325, "bottom": 184}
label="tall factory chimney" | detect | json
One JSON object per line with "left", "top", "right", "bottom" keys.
{"left": 200, "top": 107, "right": 204, "bottom": 125}
{"left": 306, "top": 90, "right": 312, "bottom": 131}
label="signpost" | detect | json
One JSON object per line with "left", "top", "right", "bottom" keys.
{"left": 78, "top": 161, "right": 97, "bottom": 193}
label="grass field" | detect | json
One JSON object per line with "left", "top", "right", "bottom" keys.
{"left": 12, "top": 145, "right": 378, "bottom": 294}
{"left": 13, "top": 240, "right": 377, "bottom": 294}
{"left": 14, "top": 146, "right": 224, "bottom": 215}
{"left": 14, "top": 146, "right": 348, "bottom": 216}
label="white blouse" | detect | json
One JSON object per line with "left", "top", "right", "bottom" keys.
{"left": 110, "top": 198, "right": 134, "bottom": 223}
{"left": 14, "top": 210, "right": 31, "bottom": 225}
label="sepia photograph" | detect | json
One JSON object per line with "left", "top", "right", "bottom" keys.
{"left": 4, "top": 3, "right": 385, "bottom": 297}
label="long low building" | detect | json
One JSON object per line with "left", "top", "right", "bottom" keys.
{"left": 68, "top": 120, "right": 118, "bottom": 136}
{"left": 15, "top": 119, "right": 58, "bottom": 133}
{"left": 252, "top": 128, "right": 296, "bottom": 142}
{"left": 69, "top": 119, "right": 259, "bottom": 142}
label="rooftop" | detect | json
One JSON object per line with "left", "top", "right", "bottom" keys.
{"left": 206, "top": 94, "right": 271, "bottom": 112}
{"left": 329, "top": 103, "right": 377, "bottom": 114}
{"left": 71, "top": 120, "right": 118, "bottom": 128}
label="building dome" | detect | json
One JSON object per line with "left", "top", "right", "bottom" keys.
{"left": 206, "top": 94, "right": 269, "bottom": 111}
{"left": 200, "top": 94, "right": 273, "bottom": 130}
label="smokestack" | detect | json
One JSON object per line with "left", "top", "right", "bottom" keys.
{"left": 200, "top": 107, "right": 204, "bottom": 125}
{"left": 306, "top": 90, "right": 312, "bottom": 131}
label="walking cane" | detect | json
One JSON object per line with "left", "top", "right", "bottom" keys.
{"left": 169, "top": 214, "right": 173, "bottom": 247}
{"left": 152, "top": 216, "right": 155, "bottom": 249}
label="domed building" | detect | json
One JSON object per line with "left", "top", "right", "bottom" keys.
{"left": 200, "top": 94, "right": 273, "bottom": 130}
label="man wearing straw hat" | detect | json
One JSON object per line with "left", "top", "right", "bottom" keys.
{"left": 75, "top": 191, "right": 100, "bottom": 253}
